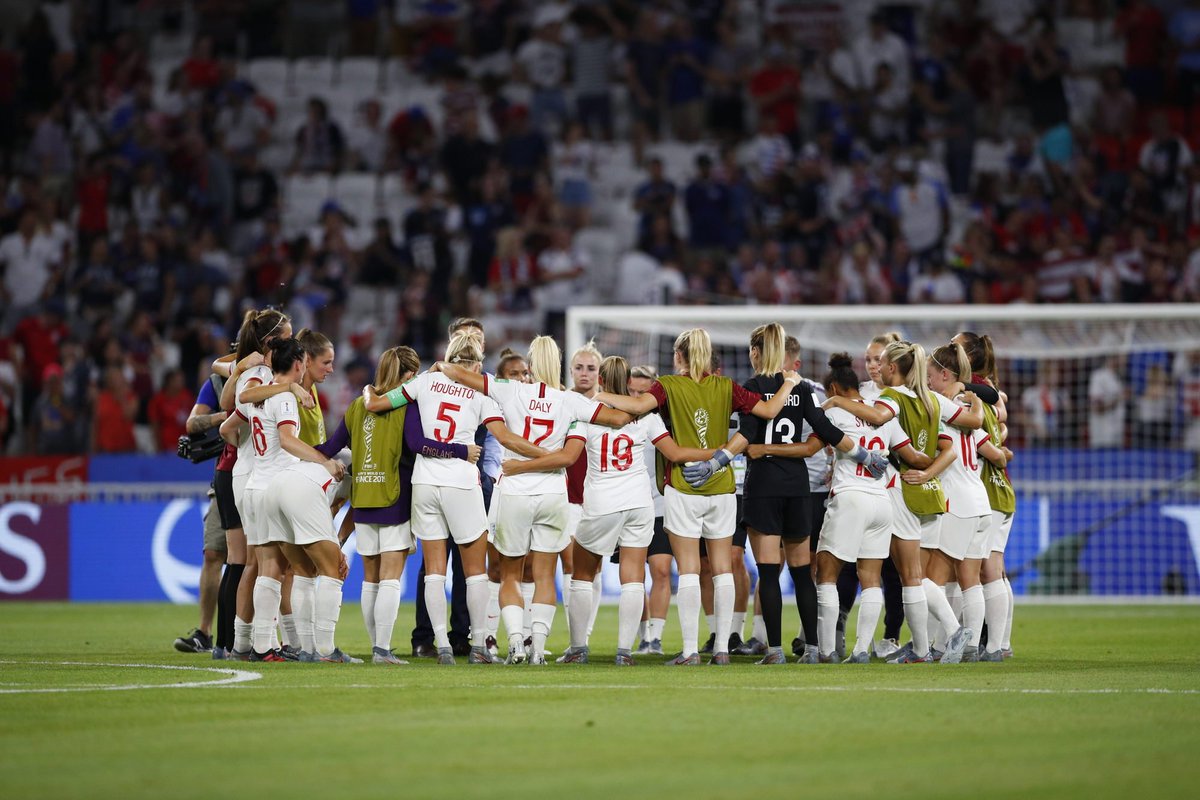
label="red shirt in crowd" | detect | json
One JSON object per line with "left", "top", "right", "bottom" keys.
{"left": 147, "top": 387, "right": 193, "bottom": 452}
{"left": 181, "top": 56, "right": 221, "bottom": 91}
{"left": 13, "top": 315, "right": 68, "bottom": 393}
{"left": 94, "top": 390, "right": 137, "bottom": 453}
{"left": 750, "top": 66, "right": 802, "bottom": 136}
{"left": 76, "top": 173, "right": 111, "bottom": 235}
{"left": 1116, "top": 1, "right": 1166, "bottom": 69}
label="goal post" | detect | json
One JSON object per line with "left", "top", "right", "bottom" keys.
{"left": 567, "top": 303, "right": 1200, "bottom": 603}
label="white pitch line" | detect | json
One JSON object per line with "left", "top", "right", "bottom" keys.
{"left": 0, "top": 661, "right": 262, "bottom": 694}
{"left": 211, "top": 682, "right": 1200, "bottom": 696}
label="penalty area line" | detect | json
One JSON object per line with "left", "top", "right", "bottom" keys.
{"left": 0, "top": 660, "right": 262, "bottom": 694}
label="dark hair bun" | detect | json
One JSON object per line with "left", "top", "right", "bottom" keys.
{"left": 828, "top": 352, "right": 853, "bottom": 370}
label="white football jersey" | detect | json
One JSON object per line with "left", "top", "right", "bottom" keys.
{"left": 572, "top": 416, "right": 659, "bottom": 517}
{"left": 859, "top": 380, "right": 883, "bottom": 403}
{"left": 245, "top": 391, "right": 301, "bottom": 491}
{"left": 487, "top": 377, "right": 601, "bottom": 495}
{"left": 640, "top": 412, "right": 669, "bottom": 518}
{"left": 938, "top": 422, "right": 992, "bottom": 518}
{"left": 402, "top": 371, "right": 503, "bottom": 490}
{"left": 875, "top": 386, "right": 969, "bottom": 429}
{"left": 232, "top": 365, "right": 273, "bottom": 478}
{"left": 826, "top": 402, "right": 911, "bottom": 497}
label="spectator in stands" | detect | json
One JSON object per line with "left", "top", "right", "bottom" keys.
{"left": 181, "top": 34, "right": 221, "bottom": 92}
{"left": 515, "top": 6, "right": 569, "bottom": 136}
{"left": 852, "top": 12, "right": 910, "bottom": 99}
{"left": 92, "top": 365, "right": 137, "bottom": 453}
{"left": 1088, "top": 356, "right": 1126, "bottom": 448}
{"left": 1, "top": 208, "right": 61, "bottom": 331}
{"left": 633, "top": 157, "right": 676, "bottom": 238}
{"left": 404, "top": 182, "right": 454, "bottom": 303}
{"left": 907, "top": 252, "right": 965, "bottom": 304}
{"left": 536, "top": 226, "right": 587, "bottom": 342}
{"left": 1020, "top": 27, "right": 1071, "bottom": 137}
{"left": 464, "top": 170, "right": 515, "bottom": 286}
{"left": 75, "top": 236, "right": 123, "bottom": 320}
{"left": 1169, "top": 0, "right": 1200, "bottom": 107}
{"left": 705, "top": 16, "right": 751, "bottom": 142}
{"left": 1116, "top": 0, "right": 1165, "bottom": 101}
{"left": 836, "top": 242, "right": 890, "bottom": 305}
{"left": 751, "top": 42, "right": 803, "bottom": 145}
{"left": 1091, "top": 66, "right": 1137, "bottom": 141}
{"left": 684, "top": 153, "right": 731, "bottom": 255}
{"left": 291, "top": 97, "right": 345, "bottom": 174}
{"left": 1134, "top": 364, "right": 1174, "bottom": 448}
{"left": 346, "top": 99, "right": 388, "bottom": 173}
{"left": 664, "top": 16, "right": 709, "bottom": 142}
{"left": 489, "top": 226, "right": 536, "bottom": 312}
{"left": 624, "top": 9, "right": 667, "bottom": 165}
{"left": 29, "top": 362, "right": 81, "bottom": 454}
{"left": 572, "top": 8, "right": 615, "bottom": 140}
{"left": 498, "top": 105, "right": 548, "bottom": 213}
{"left": 148, "top": 368, "right": 192, "bottom": 452}
{"left": 359, "top": 217, "right": 406, "bottom": 290}
{"left": 889, "top": 156, "right": 948, "bottom": 267}
{"left": 230, "top": 149, "right": 279, "bottom": 254}
{"left": 214, "top": 82, "right": 270, "bottom": 155}
{"left": 1021, "top": 364, "right": 1068, "bottom": 447}
{"left": 1138, "top": 112, "right": 1193, "bottom": 217}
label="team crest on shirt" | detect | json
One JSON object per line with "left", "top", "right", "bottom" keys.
{"left": 916, "top": 430, "right": 928, "bottom": 450}
{"left": 693, "top": 408, "right": 710, "bottom": 443}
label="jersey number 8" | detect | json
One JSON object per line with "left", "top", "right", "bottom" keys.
{"left": 599, "top": 433, "right": 634, "bottom": 472}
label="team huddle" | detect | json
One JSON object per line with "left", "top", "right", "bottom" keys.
{"left": 203, "top": 309, "right": 1015, "bottom": 666}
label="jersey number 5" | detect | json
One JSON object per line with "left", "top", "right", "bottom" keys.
{"left": 599, "top": 433, "right": 634, "bottom": 472}
{"left": 435, "top": 402, "right": 461, "bottom": 442}
{"left": 251, "top": 416, "right": 267, "bottom": 456}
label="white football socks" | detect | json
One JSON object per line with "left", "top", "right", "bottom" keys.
{"left": 901, "top": 585, "right": 930, "bottom": 656}
{"left": 233, "top": 615, "right": 252, "bottom": 654}
{"left": 465, "top": 574, "right": 489, "bottom": 648}
{"left": 923, "top": 578, "right": 960, "bottom": 641}
{"left": 501, "top": 604, "right": 524, "bottom": 652}
{"left": 374, "top": 579, "right": 401, "bottom": 651}
{"left": 292, "top": 575, "right": 316, "bottom": 654}
{"left": 279, "top": 614, "right": 297, "bottom": 649}
{"left": 732, "top": 610, "right": 747, "bottom": 640}
{"left": 587, "top": 572, "right": 603, "bottom": 637}
{"left": 962, "top": 584, "right": 984, "bottom": 647}
{"left": 751, "top": 613, "right": 766, "bottom": 644}
{"left": 486, "top": 580, "right": 502, "bottom": 640}
{"left": 520, "top": 581, "right": 535, "bottom": 639}
{"left": 424, "top": 574, "right": 450, "bottom": 649}
{"left": 713, "top": 573, "right": 734, "bottom": 655}
{"left": 1002, "top": 577, "right": 1014, "bottom": 650}
{"left": 531, "top": 602, "right": 556, "bottom": 655}
{"left": 359, "top": 581, "right": 379, "bottom": 648}
{"left": 982, "top": 579, "right": 1007, "bottom": 653}
{"left": 816, "top": 583, "right": 839, "bottom": 657}
{"left": 251, "top": 577, "right": 282, "bottom": 654}
{"left": 568, "top": 579, "right": 592, "bottom": 650}
{"left": 647, "top": 617, "right": 665, "bottom": 642}
{"left": 945, "top": 581, "right": 963, "bottom": 622}
{"left": 677, "top": 573, "right": 701, "bottom": 656}
{"left": 618, "top": 582, "right": 644, "bottom": 652}
{"left": 855, "top": 587, "right": 884, "bottom": 656}
{"left": 313, "top": 576, "right": 344, "bottom": 656}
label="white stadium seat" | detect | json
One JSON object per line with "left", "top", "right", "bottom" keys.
{"left": 333, "top": 173, "right": 381, "bottom": 226}
{"left": 292, "top": 57, "right": 335, "bottom": 93}
{"left": 337, "top": 58, "right": 382, "bottom": 91}
{"left": 283, "top": 173, "right": 334, "bottom": 236}
{"left": 245, "top": 58, "right": 291, "bottom": 99}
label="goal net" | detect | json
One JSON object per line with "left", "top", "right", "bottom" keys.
{"left": 568, "top": 304, "right": 1200, "bottom": 602}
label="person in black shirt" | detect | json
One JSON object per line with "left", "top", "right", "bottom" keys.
{"left": 732, "top": 323, "right": 875, "bottom": 664}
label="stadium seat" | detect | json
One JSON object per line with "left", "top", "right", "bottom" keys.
{"left": 380, "top": 173, "right": 418, "bottom": 229}
{"left": 333, "top": 173, "right": 381, "bottom": 226}
{"left": 575, "top": 227, "right": 620, "bottom": 303}
{"left": 973, "top": 140, "right": 1010, "bottom": 176}
{"left": 383, "top": 58, "right": 417, "bottom": 91}
{"left": 283, "top": 173, "right": 334, "bottom": 236}
{"left": 245, "top": 58, "right": 291, "bottom": 100}
{"left": 292, "top": 57, "right": 335, "bottom": 93}
{"left": 337, "top": 58, "right": 382, "bottom": 91}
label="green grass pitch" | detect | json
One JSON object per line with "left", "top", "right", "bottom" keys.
{"left": 1, "top": 602, "right": 1197, "bottom": 799}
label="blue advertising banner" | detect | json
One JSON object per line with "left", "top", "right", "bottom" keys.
{"left": 87, "top": 455, "right": 215, "bottom": 484}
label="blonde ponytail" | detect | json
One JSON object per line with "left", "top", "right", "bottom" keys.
{"left": 599, "top": 356, "right": 630, "bottom": 397}
{"left": 884, "top": 340, "right": 936, "bottom": 419}
{"left": 674, "top": 328, "right": 713, "bottom": 381}
{"left": 932, "top": 342, "right": 972, "bottom": 383}
{"left": 374, "top": 346, "right": 420, "bottom": 394}
{"left": 445, "top": 330, "right": 484, "bottom": 365}
{"left": 750, "top": 322, "right": 786, "bottom": 376}
{"left": 527, "top": 335, "right": 564, "bottom": 390}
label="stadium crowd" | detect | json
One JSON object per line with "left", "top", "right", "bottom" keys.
{"left": 1, "top": 0, "right": 1200, "bottom": 456}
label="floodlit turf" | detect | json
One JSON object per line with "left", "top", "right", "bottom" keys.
{"left": 1, "top": 603, "right": 1197, "bottom": 799}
